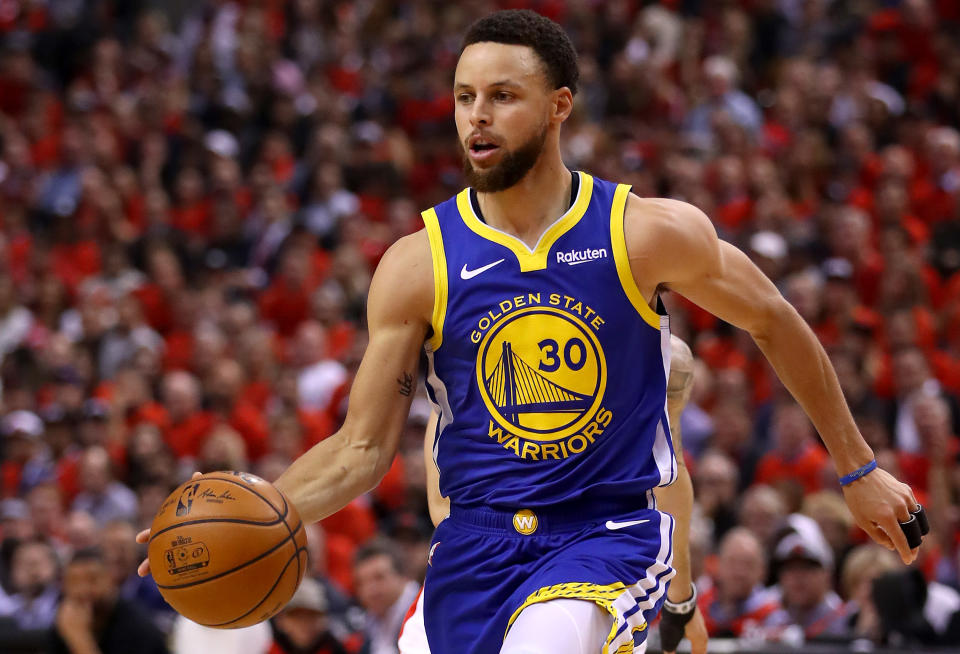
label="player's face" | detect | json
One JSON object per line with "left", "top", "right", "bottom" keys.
{"left": 454, "top": 43, "right": 554, "bottom": 192}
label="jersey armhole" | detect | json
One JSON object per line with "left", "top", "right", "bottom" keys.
{"left": 421, "top": 208, "right": 448, "bottom": 351}
{"left": 609, "top": 184, "right": 662, "bottom": 329}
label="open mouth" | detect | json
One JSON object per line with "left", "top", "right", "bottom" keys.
{"left": 468, "top": 136, "right": 501, "bottom": 159}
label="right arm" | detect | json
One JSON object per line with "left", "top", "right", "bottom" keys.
{"left": 137, "top": 233, "right": 435, "bottom": 574}
{"left": 274, "top": 231, "right": 434, "bottom": 525}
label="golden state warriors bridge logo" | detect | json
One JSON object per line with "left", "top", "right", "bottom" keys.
{"left": 472, "top": 293, "right": 613, "bottom": 460}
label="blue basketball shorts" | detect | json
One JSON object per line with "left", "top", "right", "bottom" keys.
{"left": 421, "top": 499, "right": 675, "bottom": 654}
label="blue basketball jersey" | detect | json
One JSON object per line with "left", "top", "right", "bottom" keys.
{"left": 421, "top": 172, "right": 676, "bottom": 511}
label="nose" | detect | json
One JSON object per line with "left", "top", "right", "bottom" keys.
{"left": 469, "top": 96, "right": 491, "bottom": 128}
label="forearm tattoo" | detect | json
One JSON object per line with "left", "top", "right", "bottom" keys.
{"left": 397, "top": 371, "right": 414, "bottom": 396}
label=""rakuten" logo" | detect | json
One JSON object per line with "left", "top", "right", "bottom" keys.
{"left": 556, "top": 248, "right": 608, "bottom": 266}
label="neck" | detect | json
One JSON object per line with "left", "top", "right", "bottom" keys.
{"left": 475, "top": 149, "right": 572, "bottom": 249}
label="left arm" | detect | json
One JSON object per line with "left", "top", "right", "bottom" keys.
{"left": 654, "top": 335, "right": 707, "bottom": 654}
{"left": 626, "top": 196, "right": 920, "bottom": 563}
{"left": 654, "top": 336, "right": 697, "bottom": 603}
{"left": 423, "top": 410, "right": 449, "bottom": 527}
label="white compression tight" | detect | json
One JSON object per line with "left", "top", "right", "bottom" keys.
{"left": 499, "top": 599, "right": 621, "bottom": 654}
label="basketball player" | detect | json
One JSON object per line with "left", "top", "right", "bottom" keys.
{"left": 396, "top": 335, "right": 708, "bottom": 654}
{"left": 139, "top": 9, "right": 923, "bottom": 654}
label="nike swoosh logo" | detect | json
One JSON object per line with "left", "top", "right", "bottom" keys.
{"left": 605, "top": 519, "right": 651, "bottom": 530}
{"left": 460, "top": 259, "right": 505, "bottom": 280}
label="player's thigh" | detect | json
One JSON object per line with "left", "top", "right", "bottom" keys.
{"left": 500, "top": 599, "right": 612, "bottom": 654}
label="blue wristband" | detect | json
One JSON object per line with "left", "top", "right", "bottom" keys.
{"left": 839, "top": 459, "right": 878, "bottom": 486}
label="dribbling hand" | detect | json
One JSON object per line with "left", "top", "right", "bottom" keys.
{"left": 841, "top": 466, "right": 921, "bottom": 564}
{"left": 136, "top": 471, "right": 203, "bottom": 577}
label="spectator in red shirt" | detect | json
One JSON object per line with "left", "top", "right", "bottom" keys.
{"left": 206, "top": 358, "right": 270, "bottom": 462}
{"left": 159, "top": 371, "right": 214, "bottom": 460}
{"left": 259, "top": 245, "right": 316, "bottom": 338}
{"left": 294, "top": 321, "right": 347, "bottom": 414}
{"left": 170, "top": 168, "right": 211, "bottom": 237}
{"left": 914, "top": 127, "right": 960, "bottom": 225}
{"left": 755, "top": 402, "right": 830, "bottom": 497}
{"left": 700, "top": 528, "right": 781, "bottom": 637}
{"left": 896, "top": 393, "right": 960, "bottom": 494}
{"left": 310, "top": 281, "right": 356, "bottom": 363}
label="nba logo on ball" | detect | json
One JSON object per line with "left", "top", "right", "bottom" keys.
{"left": 148, "top": 472, "right": 308, "bottom": 629}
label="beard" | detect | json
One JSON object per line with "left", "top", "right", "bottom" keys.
{"left": 461, "top": 124, "right": 548, "bottom": 193}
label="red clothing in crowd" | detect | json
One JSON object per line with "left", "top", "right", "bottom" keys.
{"left": 324, "top": 531, "right": 359, "bottom": 596}
{"left": 51, "top": 240, "right": 101, "bottom": 290}
{"left": 321, "top": 498, "right": 377, "bottom": 548}
{"left": 164, "top": 411, "right": 217, "bottom": 460}
{"left": 1, "top": 462, "right": 20, "bottom": 498}
{"left": 239, "top": 380, "right": 273, "bottom": 412}
{"left": 754, "top": 442, "right": 830, "bottom": 494}
{"left": 162, "top": 330, "right": 194, "bottom": 371}
{"left": 225, "top": 403, "right": 270, "bottom": 462}
{"left": 299, "top": 409, "right": 335, "bottom": 448}
{"left": 258, "top": 277, "right": 313, "bottom": 337}
{"left": 171, "top": 200, "right": 212, "bottom": 236}
{"left": 133, "top": 283, "right": 174, "bottom": 334}
{"left": 698, "top": 583, "right": 781, "bottom": 637}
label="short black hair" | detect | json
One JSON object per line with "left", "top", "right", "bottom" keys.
{"left": 461, "top": 9, "right": 579, "bottom": 95}
{"left": 69, "top": 546, "right": 106, "bottom": 566}
{"left": 353, "top": 538, "right": 404, "bottom": 575}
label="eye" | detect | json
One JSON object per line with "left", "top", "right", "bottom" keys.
{"left": 495, "top": 91, "right": 513, "bottom": 102}
{"left": 457, "top": 93, "right": 474, "bottom": 104}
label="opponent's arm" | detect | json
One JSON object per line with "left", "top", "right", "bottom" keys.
{"left": 423, "top": 410, "right": 450, "bottom": 526}
{"left": 626, "top": 196, "right": 920, "bottom": 563}
{"left": 274, "top": 232, "right": 433, "bottom": 525}
{"left": 654, "top": 336, "right": 707, "bottom": 654}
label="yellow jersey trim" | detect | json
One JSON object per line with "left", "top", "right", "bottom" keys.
{"left": 456, "top": 172, "right": 595, "bottom": 272}
{"left": 505, "top": 580, "right": 647, "bottom": 654}
{"left": 421, "top": 208, "right": 447, "bottom": 351}
{"left": 610, "top": 184, "right": 660, "bottom": 329}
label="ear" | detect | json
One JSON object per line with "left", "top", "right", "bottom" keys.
{"left": 551, "top": 87, "right": 574, "bottom": 124}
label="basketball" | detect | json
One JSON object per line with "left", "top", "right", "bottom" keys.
{"left": 147, "top": 471, "right": 308, "bottom": 629}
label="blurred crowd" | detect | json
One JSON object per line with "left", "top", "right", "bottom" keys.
{"left": 0, "top": 0, "right": 958, "bottom": 652}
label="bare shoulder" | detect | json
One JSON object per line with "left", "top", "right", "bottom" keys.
{"left": 623, "top": 195, "right": 715, "bottom": 252}
{"left": 622, "top": 194, "right": 720, "bottom": 294}
{"left": 368, "top": 229, "right": 434, "bottom": 327}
